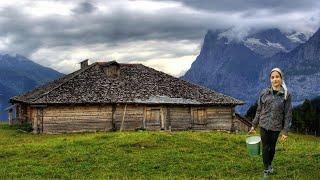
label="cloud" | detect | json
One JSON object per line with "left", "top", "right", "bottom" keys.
{"left": 172, "top": 0, "right": 320, "bottom": 14}
{"left": 31, "top": 39, "right": 200, "bottom": 77}
{"left": 72, "top": 2, "right": 97, "bottom": 14}
{"left": 0, "top": 0, "right": 319, "bottom": 76}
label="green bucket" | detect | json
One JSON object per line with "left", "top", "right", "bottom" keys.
{"left": 246, "top": 136, "right": 261, "bottom": 156}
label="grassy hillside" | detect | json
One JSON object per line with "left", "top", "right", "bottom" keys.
{"left": 0, "top": 123, "right": 319, "bottom": 179}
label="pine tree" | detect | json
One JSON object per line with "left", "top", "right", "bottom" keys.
{"left": 292, "top": 98, "right": 320, "bottom": 135}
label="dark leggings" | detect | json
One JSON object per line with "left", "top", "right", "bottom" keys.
{"left": 260, "top": 127, "right": 280, "bottom": 169}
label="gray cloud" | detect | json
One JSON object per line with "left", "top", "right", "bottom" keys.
{"left": 0, "top": 2, "right": 216, "bottom": 56}
{"left": 168, "top": 0, "right": 320, "bottom": 14}
{"left": 0, "top": 0, "right": 319, "bottom": 75}
{"left": 72, "top": 2, "right": 97, "bottom": 14}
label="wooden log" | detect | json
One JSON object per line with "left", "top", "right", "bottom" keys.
{"left": 120, "top": 104, "right": 127, "bottom": 132}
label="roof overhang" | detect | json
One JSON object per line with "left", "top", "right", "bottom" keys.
{"left": 4, "top": 104, "right": 16, "bottom": 111}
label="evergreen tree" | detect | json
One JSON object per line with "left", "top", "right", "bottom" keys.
{"left": 292, "top": 97, "right": 320, "bottom": 136}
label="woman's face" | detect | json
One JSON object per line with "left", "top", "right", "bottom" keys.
{"left": 270, "top": 71, "right": 282, "bottom": 88}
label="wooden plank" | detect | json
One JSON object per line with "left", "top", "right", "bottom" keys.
{"left": 44, "top": 119, "right": 112, "bottom": 124}
{"left": 160, "top": 106, "right": 164, "bottom": 129}
{"left": 120, "top": 104, "right": 127, "bottom": 131}
{"left": 44, "top": 116, "right": 113, "bottom": 121}
{"left": 143, "top": 106, "right": 146, "bottom": 128}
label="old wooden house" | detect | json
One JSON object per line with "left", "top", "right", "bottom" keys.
{"left": 9, "top": 60, "right": 245, "bottom": 133}
{"left": 234, "top": 113, "right": 252, "bottom": 132}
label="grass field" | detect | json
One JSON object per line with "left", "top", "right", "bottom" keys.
{"left": 0, "top": 123, "right": 319, "bottom": 179}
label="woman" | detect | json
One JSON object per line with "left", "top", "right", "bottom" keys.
{"left": 249, "top": 67, "right": 292, "bottom": 177}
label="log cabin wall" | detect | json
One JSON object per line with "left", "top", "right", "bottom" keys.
{"left": 37, "top": 104, "right": 194, "bottom": 133}
{"left": 169, "top": 106, "right": 191, "bottom": 130}
{"left": 30, "top": 108, "right": 37, "bottom": 131}
{"left": 27, "top": 106, "right": 34, "bottom": 124}
{"left": 14, "top": 103, "right": 28, "bottom": 124}
{"left": 234, "top": 119, "right": 250, "bottom": 132}
{"left": 206, "top": 106, "right": 233, "bottom": 131}
{"left": 35, "top": 104, "right": 145, "bottom": 133}
{"left": 40, "top": 105, "right": 113, "bottom": 133}
{"left": 15, "top": 104, "right": 21, "bottom": 120}
{"left": 113, "top": 104, "right": 144, "bottom": 131}
{"left": 25, "top": 104, "right": 235, "bottom": 134}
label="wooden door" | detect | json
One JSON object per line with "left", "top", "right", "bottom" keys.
{"left": 145, "top": 108, "right": 161, "bottom": 130}
{"left": 192, "top": 108, "right": 207, "bottom": 129}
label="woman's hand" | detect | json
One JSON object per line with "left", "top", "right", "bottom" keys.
{"left": 248, "top": 127, "right": 256, "bottom": 134}
{"left": 281, "top": 134, "right": 288, "bottom": 141}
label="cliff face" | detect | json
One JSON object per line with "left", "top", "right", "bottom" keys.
{"left": 182, "top": 28, "right": 319, "bottom": 113}
{"left": 182, "top": 30, "right": 262, "bottom": 103}
{"left": 260, "top": 28, "right": 320, "bottom": 104}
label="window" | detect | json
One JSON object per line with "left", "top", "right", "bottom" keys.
{"left": 192, "top": 108, "right": 207, "bottom": 125}
{"left": 145, "top": 108, "right": 161, "bottom": 127}
{"left": 103, "top": 65, "right": 120, "bottom": 77}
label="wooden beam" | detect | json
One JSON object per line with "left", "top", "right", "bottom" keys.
{"left": 189, "top": 106, "right": 192, "bottom": 129}
{"left": 8, "top": 110, "right": 13, "bottom": 125}
{"left": 41, "top": 108, "right": 44, "bottom": 133}
{"left": 230, "top": 107, "right": 235, "bottom": 133}
{"left": 30, "top": 105, "right": 47, "bottom": 108}
{"left": 120, "top": 104, "right": 127, "bottom": 132}
{"left": 143, "top": 106, "right": 146, "bottom": 129}
{"left": 160, "top": 106, "right": 164, "bottom": 130}
{"left": 36, "top": 108, "right": 41, "bottom": 134}
{"left": 167, "top": 106, "right": 171, "bottom": 131}
{"left": 111, "top": 105, "right": 116, "bottom": 131}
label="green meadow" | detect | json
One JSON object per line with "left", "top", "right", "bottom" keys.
{"left": 0, "top": 123, "right": 319, "bottom": 179}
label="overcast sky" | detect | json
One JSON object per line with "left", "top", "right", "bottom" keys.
{"left": 0, "top": 0, "right": 319, "bottom": 77}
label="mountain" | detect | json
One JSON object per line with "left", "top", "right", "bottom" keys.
{"left": 260, "top": 28, "right": 320, "bottom": 103}
{"left": 182, "top": 30, "right": 263, "bottom": 103}
{"left": 0, "top": 82, "right": 16, "bottom": 117}
{"left": 243, "top": 28, "right": 305, "bottom": 57}
{"left": 0, "top": 54, "right": 64, "bottom": 120}
{"left": 182, "top": 28, "right": 317, "bottom": 113}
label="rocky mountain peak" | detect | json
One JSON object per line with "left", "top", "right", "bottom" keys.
{"left": 243, "top": 28, "right": 306, "bottom": 57}
{"left": 182, "top": 27, "right": 320, "bottom": 114}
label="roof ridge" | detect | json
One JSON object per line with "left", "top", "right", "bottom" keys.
{"left": 30, "top": 62, "right": 98, "bottom": 103}
{"left": 97, "top": 61, "right": 142, "bottom": 66}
